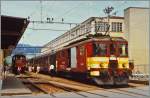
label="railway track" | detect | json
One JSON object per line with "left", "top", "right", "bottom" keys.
{"left": 115, "top": 88, "right": 149, "bottom": 97}
{"left": 17, "top": 73, "right": 149, "bottom": 97}
{"left": 48, "top": 80, "right": 149, "bottom": 98}
{"left": 18, "top": 76, "right": 108, "bottom": 97}
{"left": 18, "top": 77, "right": 65, "bottom": 96}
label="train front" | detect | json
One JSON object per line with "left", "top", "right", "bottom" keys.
{"left": 87, "top": 38, "right": 134, "bottom": 85}
{"left": 12, "top": 54, "right": 26, "bottom": 74}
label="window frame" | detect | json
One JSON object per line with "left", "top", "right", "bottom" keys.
{"left": 111, "top": 22, "right": 122, "bottom": 32}
{"left": 92, "top": 42, "right": 108, "bottom": 57}
{"left": 117, "top": 43, "right": 128, "bottom": 57}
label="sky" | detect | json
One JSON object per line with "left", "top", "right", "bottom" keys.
{"left": 1, "top": 0, "right": 149, "bottom": 46}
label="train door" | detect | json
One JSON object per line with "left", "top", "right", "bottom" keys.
{"left": 50, "top": 54, "right": 56, "bottom": 68}
{"left": 71, "top": 47, "right": 77, "bottom": 68}
{"left": 77, "top": 45, "right": 86, "bottom": 72}
{"left": 109, "top": 42, "right": 118, "bottom": 70}
{"left": 67, "top": 49, "right": 71, "bottom": 68}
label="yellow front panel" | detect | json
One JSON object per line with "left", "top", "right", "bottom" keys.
{"left": 90, "top": 71, "right": 100, "bottom": 76}
{"left": 87, "top": 57, "right": 109, "bottom": 69}
{"left": 117, "top": 58, "right": 129, "bottom": 69}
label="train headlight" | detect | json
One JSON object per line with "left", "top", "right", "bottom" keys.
{"left": 91, "top": 64, "right": 100, "bottom": 68}
{"left": 122, "top": 63, "right": 129, "bottom": 68}
{"left": 122, "top": 63, "right": 126, "bottom": 68}
{"left": 100, "top": 63, "right": 104, "bottom": 68}
{"left": 100, "top": 63, "right": 108, "bottom": 68}
{"left": 87, "top": 66, "right": 90, "bottom": 70}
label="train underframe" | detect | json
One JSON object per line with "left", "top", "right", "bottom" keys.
{"left": 12, "top": 66, "right": 26, "bottom": 75}
{"left": 54, "top": 69, "right": 130, "bottom": 86}
{"left": 91, "top": 69, "right": 130, "bottom": 85}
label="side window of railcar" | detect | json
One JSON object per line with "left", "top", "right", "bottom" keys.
{"left": 119, "top": 44, "right": 128, "bottom": 56}
{"left": 93, "top": 43, "right": 107, "bottom": 56}
{"left": 79, "top": 46, "right": 85, "bottom": 56}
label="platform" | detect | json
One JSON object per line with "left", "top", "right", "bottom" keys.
{"left": 0, "top": 83, "right": 150, "bottom": 98}
{"left": 0, "top": 74, "right": 31, "bottom": 96}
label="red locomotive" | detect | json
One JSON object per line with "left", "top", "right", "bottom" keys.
{"left": 28, "top": 35, "right": 134, "bottom": 85}
{"left": 12, "top": 54, "right": 26, "bottom": 74}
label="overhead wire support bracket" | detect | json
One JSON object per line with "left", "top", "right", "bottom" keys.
{"left": 29, "top": 20, "right": 79, "bottom": 25}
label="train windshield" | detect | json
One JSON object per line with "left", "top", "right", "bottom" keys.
{"left": 118, "top": 44, "right": 128, "bottom": 56}
{"left": 93, "top": 43, "right": 107, "bottom": 56}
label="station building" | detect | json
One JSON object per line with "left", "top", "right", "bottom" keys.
{"left": 0, "top": 15, "right": 29, "bottom": 64}
{"left": 0, "top": 15, "right": 29, "bottom": 89}
{"left": 124, "top": 7, "right": 149, "bottom": 74}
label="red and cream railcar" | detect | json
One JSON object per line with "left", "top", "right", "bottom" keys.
{"left": 12, "top": 54, "right": 26, "bottom": 74}
{"left": 28, "top": 36, "right": 133, "bottom": 85}
{"left": 55, "top": 36, "right": 133, "bottom": 85}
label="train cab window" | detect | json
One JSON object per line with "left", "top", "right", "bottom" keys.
{"left": 110, "top": 44, "right": 116, "bottom": 55}
{"left": 93, "top": 43, "right": 107, "bottom": 56}
{"left": 13, "top": 57, "right": 16, "bottom": 60}
{"left": 119, "top": 44, "right": 128, "bottom": 56}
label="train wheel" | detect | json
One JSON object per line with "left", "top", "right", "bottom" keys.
{"left": 93, "top": 76, "right": 114, "bottom": 85}
{"left": 114, "top": 76, "right": 129, "bottom": 86}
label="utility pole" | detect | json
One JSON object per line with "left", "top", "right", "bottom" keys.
{"left": 103, "top": 6, "right": 114, "bottom": 35}
{"left": 40, "top": 0, "right": 43, "bottom": 23}
{"left": 27, "top": 1, "right": 79, "bottom": 30}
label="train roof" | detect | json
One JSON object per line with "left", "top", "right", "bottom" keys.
{"left": 12, "top": 54, "right": 26, "bottom": 59}
{"left": 13, "top": 54, "right": 26, "bottom": 56}
{"left": 69, "top": 36, "right": 127, "bottom": 45}
{"left": 60, "top": 36, "right": 127, "bottom": 51}
{"left": 29, "top": 36, "right": 127, "bottom": 60}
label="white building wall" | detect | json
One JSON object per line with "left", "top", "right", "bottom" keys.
{"left": 124, "top": 7, "right": 149, "bottom": 74}
{"left": 41, "top": 17, "right": 125, "bottom": 55}
{"left": 109, "top": 19, "right": 125, "bottom": 38}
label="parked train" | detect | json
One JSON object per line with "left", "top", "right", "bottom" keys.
{"left": 28, "top": 35, "right": 134, "bottom": 85}
{"left": 12, "top": 54, "right": 27, "bottom": 74}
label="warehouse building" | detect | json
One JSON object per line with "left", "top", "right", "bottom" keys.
{"left": 124, "top": 7, "right": 149, "bottom": 74}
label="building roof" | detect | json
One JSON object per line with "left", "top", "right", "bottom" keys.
{"left": 1, "top": 15, "right": 29, "bottom": 49}
{"left": 124, "top": 7, "right": 149, "bottom": 11}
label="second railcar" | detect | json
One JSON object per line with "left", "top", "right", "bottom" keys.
{"left": 12, "top": 54, "right": 26, "bottom": 74}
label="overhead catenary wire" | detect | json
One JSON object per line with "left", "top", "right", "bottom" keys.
{"left": 17, "top": 2, "right": 127, "bottom": 58}
{"left": 24, "top": 1, "right": 127, "bottom": 48}
{"left": 27, "top": 2, "right": 91, "bottom": 31}
{"left": 29, "top": 20, "right": 79, "bottom": 25}
{"left": 28, "top": 27, "right": 68, "bottom": 31}
{"left": 55, "top": 2, "right": 84, "bottom": 19}
{"left": 40, "top": 0, "right": 43, "bottom": 22}
{"left": 45, "top": 1, "right": 56, "bottom": 20}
